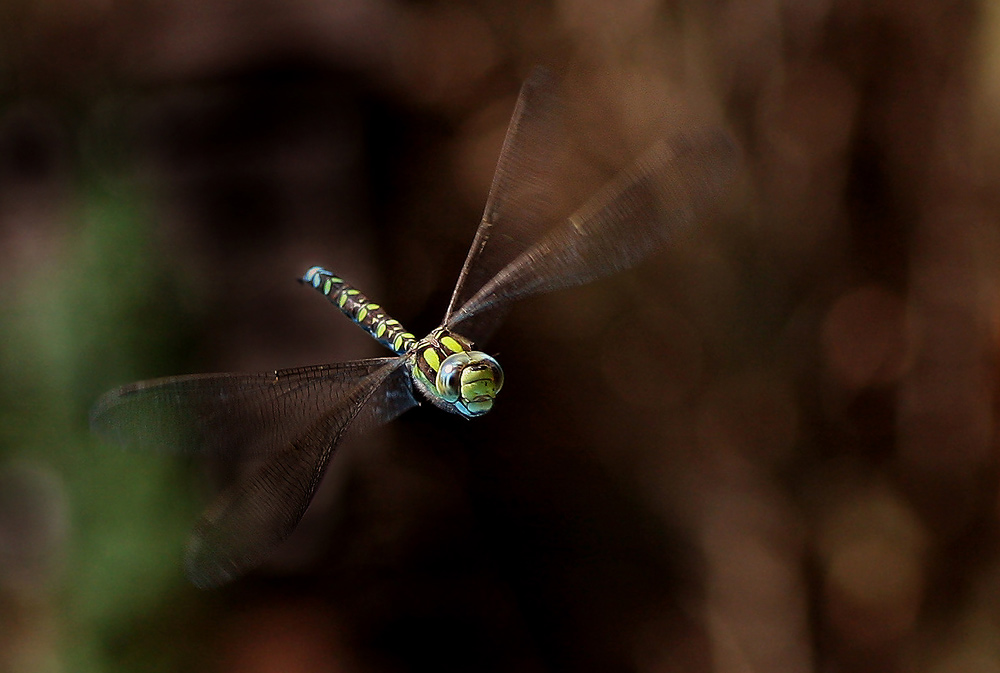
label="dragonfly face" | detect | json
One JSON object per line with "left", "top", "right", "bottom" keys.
{"left": 435, "top": 351, "right": 504, "bottom": 417}
{"left": 408, "top": 328, "right": 504, "bottom": 418}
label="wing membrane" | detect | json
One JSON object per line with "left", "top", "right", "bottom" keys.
{"left": 447, "top": 127, "right": 737, "bottom": 337}
{"left": 91, "top": 358, "right": 418, "bottom": 587}
{"left": 182, "top": 359, "right": 414, "bottom": 588}
{"left": 442, "top": 67, "right": 567, "bottom": 338}
{"left": 90, "top": 358, "right": 408, "bottom": 459}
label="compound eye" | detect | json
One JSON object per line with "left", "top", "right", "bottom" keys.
{"left": 481, "top": 355, "right": 504, "bottom": 393}
{"left": 436, "top": 352, "right": 474, "bottom": 402}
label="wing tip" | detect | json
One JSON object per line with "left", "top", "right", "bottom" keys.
{"left": 184, "top": 527, "right": 242, "bottom": 590}
{"left": 88, "top": 387, "right": 125, "bottom": 442}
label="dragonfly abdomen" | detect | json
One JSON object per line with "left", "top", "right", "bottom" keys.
{"left": 301, "top": 266, "right": 417, "bottom": 355}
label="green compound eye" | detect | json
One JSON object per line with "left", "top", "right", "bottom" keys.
{"left": 436, "top": 353, "right": 472, "bottom": 402}
{"left": 435, "top": 351, "right": 504, "bottom": 416}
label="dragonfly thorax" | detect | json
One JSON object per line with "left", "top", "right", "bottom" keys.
{"left": 409, "top": 328, "right": 504, "bottom": 418}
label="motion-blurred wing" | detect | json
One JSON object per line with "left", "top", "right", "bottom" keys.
{"left": 91, "top": 358, "right": 418, "bottom": 587}
{"left": 442, "top": 67, "right": 566, "bottom": 341}
{"left": 90, "top": 358, "right": 410, "bottom": 459}
{"left": 182, "top": 359, "right": 414, "bottom": 587}
{"left": 446, "top": 128, "right": 737, "bottom": 335}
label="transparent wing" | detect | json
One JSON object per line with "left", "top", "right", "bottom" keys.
{"left": 90, "top": 358, "right": 409, "bottom": 459}
{"left": 442, "top": 67, "right": 567, "bottom": 339}
{"left": 90, "top": 357, "right": 418, "bottom": 587}
{"left": 446, "top": 127, "right": 738, "bottom": 338}
{"left": 183, "top": 359, "right": 414, "bottom": 588}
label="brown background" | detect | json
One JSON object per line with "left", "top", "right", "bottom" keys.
{"left": 1, "top": 1, "right": 998, "bottom": 672}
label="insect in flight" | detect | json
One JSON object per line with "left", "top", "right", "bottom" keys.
{"left": 90, "top": 68, "right": 738, "bottom": 588}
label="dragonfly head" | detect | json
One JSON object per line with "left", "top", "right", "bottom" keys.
{"left": 435, "top": 351, "right": 504, "bottom": 418}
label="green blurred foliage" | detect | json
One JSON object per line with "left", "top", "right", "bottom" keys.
{"left": 0, "top": 182, "right": 210, "bottom": 672}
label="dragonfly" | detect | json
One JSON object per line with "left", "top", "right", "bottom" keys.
{"left": 90, "top": 68, "right": 738, "bottom": 588}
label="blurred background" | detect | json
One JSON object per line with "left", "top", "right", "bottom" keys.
{"left": 3, "top": 0, "right": 1000, "bottom": 671}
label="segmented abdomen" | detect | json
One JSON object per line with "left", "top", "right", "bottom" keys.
{"left": 301, "top": 266, "right": 417, "bottom": 355}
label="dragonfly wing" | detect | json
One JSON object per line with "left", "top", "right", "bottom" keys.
{"left": 183, "top": 359, "right": 415, "bottom": 588}
{"left": 447, "top": 127, "right": 738, "bottom": 335}
{"left": 90, "top": 358, "right": 406, "bottom": 459}
{"left": 442, "top": 67, "right": 567, "bottom": 340}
